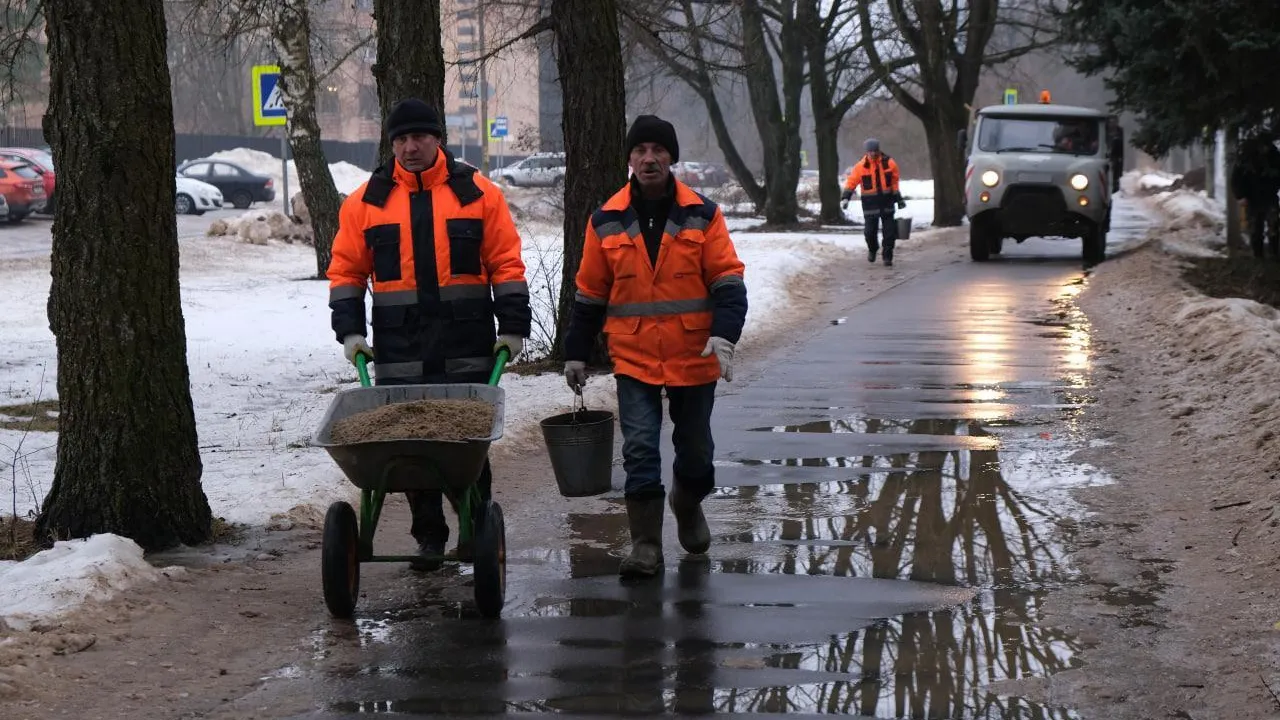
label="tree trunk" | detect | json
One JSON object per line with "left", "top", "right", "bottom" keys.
{"left": 739, "top": 0, "right": 800, "bottom": 225}
{"left": 372, "top": 0, "right": 446, "bottom": 161}
{"left": 922, "top": 110, "right": 968, "bottom": 227}
{"left": 271, "top": 0, "right": 342, "bottom": 279}
{"left": 1225, "top": 123, "right": 1242, "bottom": 256}
{"left": 550, "top": 0, "right": 627, "bottom": 362}
{"left": 812, "top": 112, "right": 845, "bottom": 224}
{"left": 37, "top": 0, "right": 211, "bottom": 551}
{"left": 799, "top": 0, "right": 849, "bottom": 225}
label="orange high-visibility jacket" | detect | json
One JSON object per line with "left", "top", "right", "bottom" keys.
{"left": 843, "top": 153, "right": 901, "bottom": 211}
{"left": 572, "top": 180, "right": 746, "bottom": 386}
{"left": 327, "top": 148, "right": 530, "bottom": 384}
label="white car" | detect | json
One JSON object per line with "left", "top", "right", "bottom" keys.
{"left": 489, "top": 152, "right": 565, "bottom": 187}
{"left": 175, "top": 175, "right": 223, "bottom": 215}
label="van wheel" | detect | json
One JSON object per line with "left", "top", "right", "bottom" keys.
{"left": 969, "top": 217, "right": 993, "bottom": 262}
{"left": 1083, "top": 225, "right": 1106, "bottom": 266}
{"left": 990, "top": 236, "right": 1004, "bottom": 255}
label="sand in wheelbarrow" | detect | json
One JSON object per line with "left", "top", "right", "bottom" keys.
{"left": 329, "top": 398, "right": 495, "bottom": 443}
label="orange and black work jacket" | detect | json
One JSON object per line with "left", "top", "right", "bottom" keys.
{"left": 841, "top": 153, "right": 902, "bottom": 213}
{"left": 564, "top": 178, "right": 747, "bottom": 387}
{"left": 327, "top": 148, "right": 531, "bottom": 385}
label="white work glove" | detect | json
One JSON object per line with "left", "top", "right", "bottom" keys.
{"left": 701, "top": 337, "right": 735, "bottom": 382}
{"left": 342, "top": 334, "right": 373, "bottom": 365}
{"left": 494, "top": 334, "right": 524, "bottom": 360}
{"left": 564, "top": 361, "right": 587, "bottom": 392}
{"left": 840, "top": 199, "right": 849, "bottom": 210}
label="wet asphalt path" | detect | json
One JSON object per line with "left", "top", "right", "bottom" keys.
{"left": 268, "top": 199, "right": 1152, "bottom": 718}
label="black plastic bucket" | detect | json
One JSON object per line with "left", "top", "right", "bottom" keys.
{"left": 539, "top": 409, "right": 615, "bottom": 497}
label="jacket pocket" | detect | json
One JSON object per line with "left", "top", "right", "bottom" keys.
{"left": 679, "top": 312, "right": 712, "bottom": 331}
{"left": 861, "top": 175, "right": 873, "bottom": 191}
{"left": 669, "top": 232, "right": 706, "bottom": 273}
{"left": 364, "top": 224, "right": 402, "bottom": 282}
{"left": 446, "top": 218, "right": 484, "bottom": 276}
{"left": 370, "top": 304, "right": 407, "bottom": 330}
{"left": 604, "top": 316, "right": 641, "bottom": 335}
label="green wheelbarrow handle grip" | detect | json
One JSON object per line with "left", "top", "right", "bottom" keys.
{"left": 354, "top": 347, "right": 510, "bottom": 389}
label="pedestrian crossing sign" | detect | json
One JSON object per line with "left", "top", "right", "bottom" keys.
{"left": 252, "top": 64, "right": 287, "bottom": 126}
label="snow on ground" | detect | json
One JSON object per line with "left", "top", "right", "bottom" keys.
{"left": 199, "top": 147, "right": 370, "bottom": 197}
{"left": 1118, "top": 169, "right": 1227, "bottom": 255}
{"left": 0, "top": 177, "right": 937, "bottom": 627}
{"left": 0, "top": 535, "right": 183, "bottom": 631}
{"left": 0, "top": 189, "right": 885, "bottom": 523}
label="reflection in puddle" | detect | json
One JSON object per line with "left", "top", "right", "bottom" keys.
{"left": 316, "top": 275, "right": 1111, "bottom": 719}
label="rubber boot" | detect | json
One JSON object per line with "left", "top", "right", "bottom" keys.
{"left": 619, "top": 496, "right": 665, "bottom": 578}
{"left": 668, "top": 483, "right": 711, "bottom": 554}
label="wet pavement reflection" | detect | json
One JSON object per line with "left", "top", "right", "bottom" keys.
{"left": 276, "top": 211, "right": 1152, "bottom": 718}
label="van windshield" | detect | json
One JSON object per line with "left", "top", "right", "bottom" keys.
{"left": 978, "top": 116, "right": 1101, "bottom": 155}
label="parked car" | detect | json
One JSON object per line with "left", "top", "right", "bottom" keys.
{"left": 175, "top": 175, "right": 224, "bottom": 215}
{"left": 176, "top": 159, "right": 275, "bottom": 209}
{"left": 489, "top": 152, "right": 565, "bottom": 187}
{"left": 0, "top": 161, "right": 46, "bottom": 221}
{"left": 0, "top": 147, "right": 55, "bottom": 213}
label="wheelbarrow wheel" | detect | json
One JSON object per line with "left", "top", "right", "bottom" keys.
{"left": 322, "top": 501, "right": 360, "bottom": 619}
{"left": 473, "top": 500, "right": 506, "bottom": 618}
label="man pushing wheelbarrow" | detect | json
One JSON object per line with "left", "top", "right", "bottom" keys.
{"left": 327, "top": 97, "right": 531, "bottom": 571}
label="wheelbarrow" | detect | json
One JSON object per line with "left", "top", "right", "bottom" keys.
{"left": 311, "top": 347, "right": 511, "bottom": 620}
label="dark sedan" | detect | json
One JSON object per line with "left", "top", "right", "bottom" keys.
{"left": 176, "top": 159, "right": 276, "bottom": 209}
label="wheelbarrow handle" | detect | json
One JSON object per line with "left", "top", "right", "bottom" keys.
{"left": 489, "top": 346, "right": 511, "bottom": 386}
{"left": 355, "top": 347, "right": 508, "bottom": 389}
{"left": 356, "top": 351, "right": 373, "bottom": 388}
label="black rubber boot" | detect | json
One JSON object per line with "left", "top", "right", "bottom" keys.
{"left": 619, "top": 495, "right": 665, "bottom": 578}
{"left": 669, "top": 483, "right": 711, "bottom": 554}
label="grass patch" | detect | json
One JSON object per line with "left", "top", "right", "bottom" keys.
{"left": 1182, "top": 256, "right": 1280, "bottom": 309}
{"left": 0, "top": 399, "right": 59, "bottom": 432}
{"left": 507, "top": 357, "right": 563, "bottom": 377}
{"left": 210, "top": 517, "right": 247, "bottom": 545}
{"left": 0, "top": 516, "right": 39, "bottom": 562}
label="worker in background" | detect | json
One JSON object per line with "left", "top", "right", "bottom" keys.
{"left": 327, "top": 97, "right": 531, "bottom": 569}
{"left": 841, "top": 138, "right": 907, "bottom": 266}
{"left": 562, "top": 115, "right": 748, "bottom": 579}
{"left": 1230, "top": 135, "right": 1280, "bottom": 259}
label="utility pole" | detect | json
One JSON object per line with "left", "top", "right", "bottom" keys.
{"left": 477, "top": 0, "right": 489, "bottom": 174}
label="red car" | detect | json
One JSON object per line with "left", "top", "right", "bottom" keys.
{"left": 0, "top": 147, "right": 55, "bottom": 213}
{"left": 0, "top": 160, "right": 47, "bottom": 221}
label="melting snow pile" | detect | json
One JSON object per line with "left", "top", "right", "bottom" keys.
{"left": 200, "top": 147, "right": 371, "bottom": 196}
{"left": 1121, "top": 169, "right": 1225, "bottom": 236}
{"left": 1162, "top": 293, "right": 1280, "bottom": 466}
{"left": 206, "top": 208, "right": 314, "bottom": 245}
{"left": 0, "top": 534, "right": 180, "bottom": 631}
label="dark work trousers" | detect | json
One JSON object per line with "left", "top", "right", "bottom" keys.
{"left": 1247, "top": 201, "right": 1280, "bottom": 258}
{"left": 408, "top": 461, "right": 492, "bottom": 546}
{"left": 615, "top": 375, "right": 717, "bottom": 501}
{"left": 864, "top": 208, "right": 898, "bottom": 260}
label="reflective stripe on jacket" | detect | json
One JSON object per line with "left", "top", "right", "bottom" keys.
{"left": 327, "top": 148, "right": 531, "bottom": 385}
{"left": 844, "top": 154, "right": 901, "bottom": 211}
{"left": 573, "top": 180, "right": 746, "bottom": 387}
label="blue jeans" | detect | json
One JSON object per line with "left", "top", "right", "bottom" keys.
{"left": 615, "top": 375, "right": 717, "bottom": 500}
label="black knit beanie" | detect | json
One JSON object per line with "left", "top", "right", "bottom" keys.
{"left": 385, "top": 98, "right": 443, "bottom": 140}
{"left": 626, "top": 115, "right": 679, "bottom": 163}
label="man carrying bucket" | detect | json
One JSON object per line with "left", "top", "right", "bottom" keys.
{"left": 841, "top": 138, "right": 908, "bottom": 266}
{"left": 562, "top": 115, "right": 748, "bottom": 578}
{"left": 327, "top": 98, "right": 532, "bottom": 569}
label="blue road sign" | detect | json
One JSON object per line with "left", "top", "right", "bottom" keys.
{"left": 252, "top": 65, "right": 287, "bottom": 126}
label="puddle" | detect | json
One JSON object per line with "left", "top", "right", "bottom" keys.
{"left": 307, "top": 271, "right": 1129, "bottom": 719}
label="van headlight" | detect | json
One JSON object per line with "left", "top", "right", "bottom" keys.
{"left": 981, "top": 170, "right": 1000, "bottom": 187}
{"left": 1070, "top": 173, "right": 1089, "bottom": 191}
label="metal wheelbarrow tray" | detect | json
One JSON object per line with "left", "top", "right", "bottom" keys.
{"left": 313, "top": 383, "right": 506, "bottom": 494}
{"left": 310, "top": 350, "right": 512, "bottom": 622}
